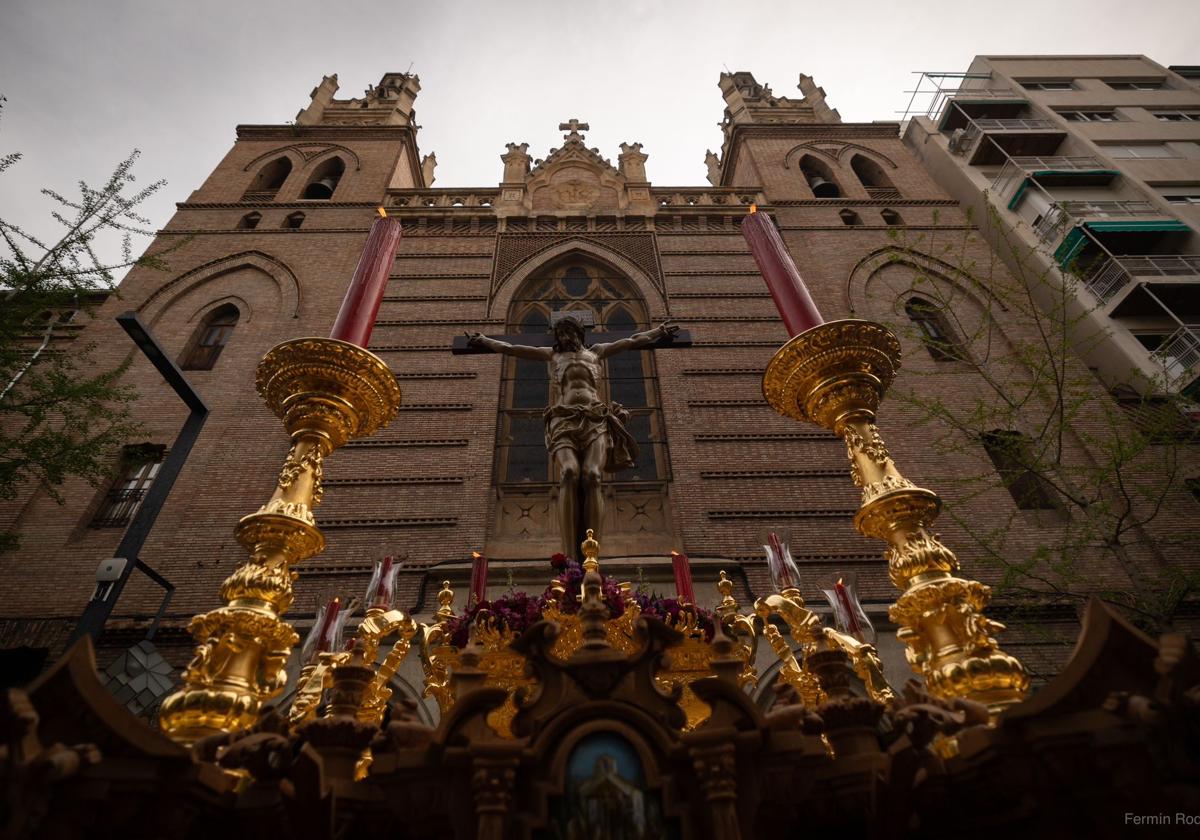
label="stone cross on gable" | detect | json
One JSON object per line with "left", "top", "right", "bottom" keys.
{"left": 559, "top": 118, "right": 589, "bottom": 138}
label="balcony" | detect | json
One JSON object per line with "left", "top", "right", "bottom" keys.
{"left": 1150, "top": 325, "right": 1200, "bottom": 391}
{"left": 992, "top": 156, "right": 1118, "bottom": 204}
{"left": 1035, "top": 200, "right": 1164, "bottom": 243}
{"left": 1084, "top": 255, "right": 1200, "bottom": 318}
{"left": 953, "top": 118, "right": 1066, "bottom": 165}
{"left": 908, "top": 71, "right": 1026, "bottom": 124}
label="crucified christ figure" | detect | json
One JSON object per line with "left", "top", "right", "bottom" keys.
{"left": 467, "top": 315, "right": 678, "bottom": 559}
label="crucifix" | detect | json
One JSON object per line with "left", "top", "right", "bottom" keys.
{"left": 454, "top": 316, "right": 691, "bottom": 559}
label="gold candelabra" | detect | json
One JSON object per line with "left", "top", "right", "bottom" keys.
{"left": 762, "top": 319, "right": 1029, "bottom": 715}
{"left": 158, "top": 338, "right": 402, "bottom": 743}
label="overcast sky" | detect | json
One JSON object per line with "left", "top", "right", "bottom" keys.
{"left": 2, "top": 0, "right": 1197, "bottom": 267}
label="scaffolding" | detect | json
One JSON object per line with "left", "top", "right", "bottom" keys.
{"left": 899, "top": 71, "right": 1016, "bottom": 123}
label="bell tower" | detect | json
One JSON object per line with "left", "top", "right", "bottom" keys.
{"left": 707, "top": 71, "right": 842, "bottom": 190}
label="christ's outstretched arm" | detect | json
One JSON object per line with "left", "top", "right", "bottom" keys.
{"left": 592, "top": 322, "right": 679, "bottom": 359}
{"left": 465, "top": 332, "right": 554, "bottom": 361}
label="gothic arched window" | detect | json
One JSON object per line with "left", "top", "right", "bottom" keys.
{"left": 496, "top": 263, "right": 665, "bottom": 487}
{"left": 243, "top": 156, "right": 292, "bottom": 200}
{"left": 904, "top": 297, "right": 964, "bottom": 362}
{"left": 180, "top": 303, "right": 239, "bottom": 371}
{"left": 303, "top": 157, "right": 345, "bottom": 200}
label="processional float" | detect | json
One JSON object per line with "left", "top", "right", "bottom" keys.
{"left": 157, "top": 204, "right": 1029, "bottom": 760}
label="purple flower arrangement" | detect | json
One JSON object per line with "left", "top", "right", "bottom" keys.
{"left": 444, "top": 557, "right": 716, "bottom": 648}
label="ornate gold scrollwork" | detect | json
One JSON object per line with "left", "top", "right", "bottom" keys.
{"left": 159, "top": 339, "right": 402, "bottom": 745}
{"left": 762, "top": 320, "right": 1029, "bottom": 716}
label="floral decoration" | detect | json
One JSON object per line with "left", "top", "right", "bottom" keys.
{"left": 444, "top": 557, "right": 715, "bottom": 648}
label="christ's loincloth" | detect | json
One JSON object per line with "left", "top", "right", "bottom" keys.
{"left": 543, "top": 401, "right": 639, "bottom": 472}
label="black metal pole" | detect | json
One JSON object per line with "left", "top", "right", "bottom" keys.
{"left": 67, "top": 312, "right": 209, "bottom": 646}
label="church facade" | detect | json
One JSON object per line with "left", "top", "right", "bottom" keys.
{"left": 1, "top": 69, "right": 1192, "bottom": 705}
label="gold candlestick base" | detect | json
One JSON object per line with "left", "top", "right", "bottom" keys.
{"left": 763, "top": 320, "right": 1029, "bottom": 716}
{"left": 763, "top": 319, "right": 901, "bottom": 429}
{"left": 158, "top": 339, "right": 401, "bottom": 744}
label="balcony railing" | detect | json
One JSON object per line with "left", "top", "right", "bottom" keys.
{"left": 1152, "top": 326, "right": 1200, "bottom": 387}
{"left": 1084, "top": 255, "right": 1200, "bottom": 304}
{"left": 947, "top": 87, "right": 1018, "bottom": 99}
{"left": 970, "top": 117, "right": 1058, "bottom": 131}
{"left": 955, "top": 118, "right": 1061, "bottom": 156}
{"left": 1034, "top": 200, "right": 1163, "bottom": 243}
{"left": 992, "top": 156, "right": 1107, "bottom": 198}
{"left": 240, "top": 190, "right": 278, "bottom": 202}
{"left": 89, "top": 488, "right": 147, "bottom": 528}
{"left": 929, "top": 87, "right": 1021, "bottom": 122}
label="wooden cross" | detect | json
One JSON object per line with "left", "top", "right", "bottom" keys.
{"left": 559, "top": 118, "right": 590, "bottom": 136}
{"left": 450, "top": 323, "right": 692, "bottom": 354}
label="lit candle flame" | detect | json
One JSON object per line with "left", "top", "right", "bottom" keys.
{"left": 749, "top": 203, "right": 757, "bottom": 214}
{"left": 471, "top": 551, "right": 482, "bottom": 559}
{"left": 377, "top": 206, "right": 387, "bottom": 218}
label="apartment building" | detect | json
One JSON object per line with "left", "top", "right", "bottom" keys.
{"left": 904, "top": 55, "right": 1200, "bottom": 401}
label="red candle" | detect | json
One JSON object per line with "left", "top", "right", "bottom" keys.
{"left": 671, "top": 550, "right": 696, "bottom": 605}
{"left": 741, "top": 205, "right": 824, "bottom": 336}
{"left": 329, "top": 208, "right": 403, "bottom": 347}
{"left": 316, "top": 596, "right": 342, "bottom": 652}
{"left": 833, "top": 578, "right": 866, "bottom": 641}
{"left": 469, "top": 551, "right": 489, "bottom": 607}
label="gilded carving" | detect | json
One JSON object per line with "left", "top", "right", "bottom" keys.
{"left": 860, "top": 473, "right": 917, "bottom": 506}
{"left": 158, "top": 339, "right": 401, "bottom": 745}
{"left": 761, "top": 319, "right": 1029, "bottom": 716}
{"left": 277, "top": 444, "right": 325, "bottom": 505}
{"left": 884, "top": 531, "right": 959, "bottom": 588}
{"left": 253, "top": 498, "right": 315, "bottom": 526}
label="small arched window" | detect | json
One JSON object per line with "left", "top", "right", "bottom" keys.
{"left": 237, "top": 211, "right": 261, "bottom": 230}
{"left": 981, "top": 430, "right": 1062, "bottom": 510}
{"left": 850, "top": 154, "right": 899, "bottom": 198}
{"left": 905, "top": 297, "right": 964, "bottom": 362}
{"left": 881, "top": 209, "right": 904, "bottom": 226}
{"left": 839, "top": 209, "right": 862, "bottom": 226}
{"left": 181, "top": 304, "right": 239, "bottom": 371}
{"left": 798, "top": 155, "right": 841, "bottom": 198}
{"left": 303, "top": 157, "right": 345, "bottom": 200}
{"left": 243, "top": 157, "right": 292, "bottom": 200}
{"left": 284, "top": 211, "right": 305, "bottom": 229}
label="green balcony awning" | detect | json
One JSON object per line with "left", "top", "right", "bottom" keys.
{"left": 1006, "top": 172, "right": 1121, "bottom": 210}
{"left": 1054, "top": 219, "right": 1192, "bottom": 268}
{"left": 1084, "top": 220, "right": 1190, "bottom": 233}
{"left": 1054, "top": 227, "right": 1088, "bottom": 267}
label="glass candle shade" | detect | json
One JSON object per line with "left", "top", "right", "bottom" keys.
{"left": 763, "top": 532, "right": 802, "bottom": 593}
{"left": 301, "top": 596, "right": 345, "bottom": 665}
{"left": 818, "top": 572, "right": 875, "bottom": 645}
{"left": 365, "top": 555, "right": 400, "bottom": 611}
